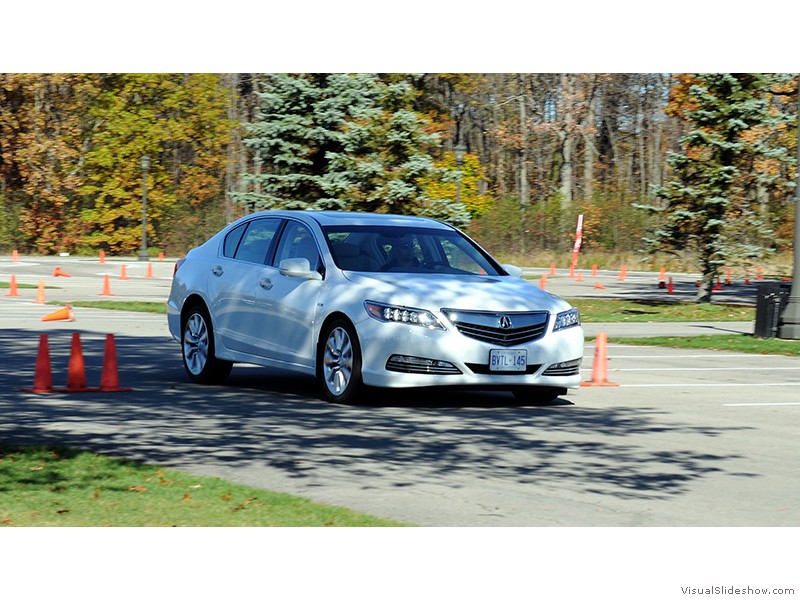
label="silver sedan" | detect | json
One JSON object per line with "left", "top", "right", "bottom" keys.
{"left": 167, "top": 211, "right": 584, "bottom": 403}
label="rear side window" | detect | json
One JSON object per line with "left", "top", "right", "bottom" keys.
{"left": 233, "top": 218, "right": 281, "bottom": 264}
{"left": 223, "top": 223, "right": 247, "bottom": 258}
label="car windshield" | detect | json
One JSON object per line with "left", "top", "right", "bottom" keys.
{"left": 322, "top": 225, "right": 505, "bottom": 276}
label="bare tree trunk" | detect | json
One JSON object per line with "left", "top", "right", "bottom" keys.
{"left": 517, "top": 74, "right": 529, "bottom": 206}
{"left": 582, "top": 91, "right": 597, "bottom": 201}
{"left": 224, "top": 73, "right": 240, "bottom": 223}
{"left": 558, "top": 74, "right": 575, "bottom": 207}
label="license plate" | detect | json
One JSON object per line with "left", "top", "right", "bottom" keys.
{"left": 489, "top": 349, "right": 527, "bottom": 372}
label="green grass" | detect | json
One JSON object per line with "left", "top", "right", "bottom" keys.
{"left": 609, "top": 335, "right": 800, "bottom": 356}
{"left": 1, "top": 281, "right": 56, "bottom": 289}
{"left": 48, "top": 301, "right": 166, "bottom": 314}
{"left": 570, "top": 298, "right": 754, "bottom": 323}
{"left": 0, "top": 444, "right": 408, "bottom": 527}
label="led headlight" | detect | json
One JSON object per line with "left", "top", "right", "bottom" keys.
{"left": 364, "top": 301, "right": 445, "bottom": 330}
{"left": 553, "top": 308, "right": 580, "bottom": 331}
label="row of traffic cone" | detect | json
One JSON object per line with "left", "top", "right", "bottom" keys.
{"left": 3, "top": 263, "right": 156, "bottom": 302}
{"left": 20, "top": 333, "right": 131, "bottom": 393}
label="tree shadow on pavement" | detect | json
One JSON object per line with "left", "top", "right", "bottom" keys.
{"left": 0, "top": 329, "right": 755, "bottom": 503}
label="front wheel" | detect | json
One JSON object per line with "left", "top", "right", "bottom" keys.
{"left": 318, "top": 319, "right": 365, "bottom": 403}
{"left": 182, "top": 305, "right": 233, "bottom": 384}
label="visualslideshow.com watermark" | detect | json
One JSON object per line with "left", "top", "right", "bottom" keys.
{"left": 681, "top": 586, "right": 795, "bottom": 596}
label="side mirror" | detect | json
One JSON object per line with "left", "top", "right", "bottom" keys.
{"left": 279, "top": 258, "right": 323, "bottom": 280}
{"left": 501, "top": 264, "right": 524, "bottom": 278}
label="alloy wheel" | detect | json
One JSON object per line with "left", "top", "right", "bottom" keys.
{"left": 323, "top": 326, "right": 353, "bottom": 396}
{"left": 183, "top": 313, "right": 209, "bottom": 376}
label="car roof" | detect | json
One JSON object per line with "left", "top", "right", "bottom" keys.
{"left": 242, "top": 210, "right": 452, "bottom": 230}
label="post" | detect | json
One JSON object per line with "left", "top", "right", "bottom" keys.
{"left": 454, "top": 143, "right": 466, "bottom": 205}
{"left": 138, "top": 155, "right": 150, "bottom": 261}
{"left": 778, "top": 81, "right": 800, "bottom": 339}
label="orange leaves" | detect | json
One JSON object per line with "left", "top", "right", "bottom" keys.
{"left": 230, "top": 497, "right": 258, "bottom": 513}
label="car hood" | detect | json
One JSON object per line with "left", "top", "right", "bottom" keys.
{"left": 342, "top": 272, "right": 571, "bottom": 313}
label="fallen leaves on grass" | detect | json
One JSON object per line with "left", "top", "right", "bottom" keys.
{"left": 231, "top": 498, "right": 257, "bottom": 512}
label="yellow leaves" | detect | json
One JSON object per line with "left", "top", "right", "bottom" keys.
{"left": 128, "top": 485, "right": 148, "bottom": 493}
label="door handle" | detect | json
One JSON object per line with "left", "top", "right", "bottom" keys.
{"left": 211, "top": 265, "right": 224, "bottom": 277}
{"left": 259, "top": 278, "right": 273, "bottom": 290}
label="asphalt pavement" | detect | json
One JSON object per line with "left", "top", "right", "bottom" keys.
{"left": 1, "top": 254, "right": 798, "bottom": 526}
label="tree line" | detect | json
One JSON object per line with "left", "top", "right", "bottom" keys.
{"left": 1, "top": 73, "right": 797, "bottom": 277}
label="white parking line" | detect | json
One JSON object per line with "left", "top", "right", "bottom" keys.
{"left": 600, "top": 354, "right": 784, "bottom": 359}
{"left": 724, "top": 402, "right": 800, "bottom": 407}
{"left": 622, "top": 382, "right": 800, "bottom": 388}
{"left": 602, "top": 367, "right": 800, "bottom": 372}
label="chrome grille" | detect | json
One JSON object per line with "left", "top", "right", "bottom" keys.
{"left": 442, "top": 309, "right": 549, "bottom": 347}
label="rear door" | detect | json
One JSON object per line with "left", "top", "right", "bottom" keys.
{"left": 207, "top": 217, "right": 282, "bottom": 355}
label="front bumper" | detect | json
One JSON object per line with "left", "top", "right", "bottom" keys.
{"left": 355, "top": 315, "right": 584, "bottom": 390}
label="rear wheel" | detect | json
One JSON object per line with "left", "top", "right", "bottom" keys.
{"left": 318, "top": 319, "right": 364, "bottom": 403}
{"left": 181, "top": 304, "right": 232, "bottom": 384}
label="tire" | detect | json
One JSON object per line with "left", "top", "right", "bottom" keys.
{"left": 181, "top": 304, "right": 233, "bottom": 384}
{"left": 512, "top": 386, "right": 566, "bottom": 405}
{"left": 318, "top": 319, "right": 365, "bottom": 404}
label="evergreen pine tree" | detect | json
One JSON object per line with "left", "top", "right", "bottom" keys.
{"left": 232, "top": 73, "right": 470, "bottom": 227}
{"left": 646, "top": 73, "right": 792, "bottom": 302}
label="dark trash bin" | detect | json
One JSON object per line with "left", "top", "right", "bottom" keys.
{"left": 754, "top": 282, "right": 792, "bottom": 338}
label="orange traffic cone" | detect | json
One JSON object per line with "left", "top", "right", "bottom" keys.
{"left": 99, "top": 250, "right": 106, "bottom": 264}
{"left": 591, "top": 264, "right": 598, "bottom": 277}
{"left": 618, "top": 264, "right": 627, "bottom": 281}
{"left": 4, "top": 274, "right": 21, "bottom": 297}
{"left": 158, "top": 252, "right": 164, "bottom": 262}
{"left": 34, "top": 280, "right": 46, "bottom": 304}
{"left": 119, "top": 264, "right": 129, "bottom": 280}
{"left": 576, "top": 271, "right": 583, "bottom": 282}
{"left": 549, "top": 263, "right": 556, "bottom": 276}
{"left": 52, "top": 266, "right": 72, "bottom": 277}
{"left": 20, "top": 334, "right": 54, "bottom": 393}
{"left": 145, "top": 263, "right": 154, "bottom": 278}
{"left": 658, "top": 267, "right": 666, "bottom": 283}
{"left": 99, "top": 274, "right": 114, "bottom": 296}
{"left": 539, "top": 275, "right": 547, "bottom": 290}
{"left": 99, "top": 334, "right": 132, "bottom": 392}
{"left": 668, "top": 277, "right": 674, "bottom": 294}
{"left": 581, "top": 332, "right": 619, "bottom": 387}
{"left": 65, "top": 332, "right": 88, "bottom": 391}
{"left": 41, "top": 304, "right": 75, "bottom": 322}
{"left": 594, "top": 282, "right": 606, "bottom": 290}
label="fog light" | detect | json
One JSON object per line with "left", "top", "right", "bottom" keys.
{"left": 386, "top": 355, "right": 461, "bottom": 375}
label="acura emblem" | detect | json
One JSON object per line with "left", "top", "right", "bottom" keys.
{"left": 498, "top": 315, "right": 512, "bottom": 329}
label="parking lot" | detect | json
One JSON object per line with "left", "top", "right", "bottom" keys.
{"left": 1, "top": 255, "right": 798, "bottom": 526}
